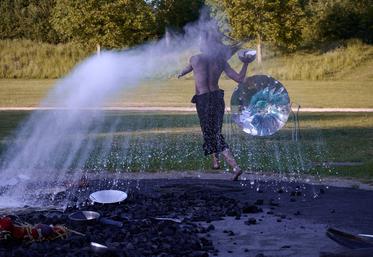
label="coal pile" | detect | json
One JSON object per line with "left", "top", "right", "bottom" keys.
{"left": 0, "top": 180, "right": 255, "bottom": 257}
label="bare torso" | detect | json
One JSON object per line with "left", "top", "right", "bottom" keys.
{"left": 190, "top": 54, "right": 226, "bottom": 95}
{"left": 178, "top": 49, "right": 248, "bottom": 95}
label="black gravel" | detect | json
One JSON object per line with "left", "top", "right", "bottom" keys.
{"left": 0, "top": 179, "right": 261, "bottom": 257}
{"left": 1, "top": 178, "right": 373, "bottom": 257}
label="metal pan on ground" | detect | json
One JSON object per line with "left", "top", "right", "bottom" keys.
{"left": 89, "top": 190, "right": 127, "bottom": 204}
{"left": 152, "top": 217, "right": 182, "bottom": 223}
{"left": 91, "top": 242, "right": 108, "bottom": 250}
{"left": 326, "top": 228, "right": 373, "bottom": 249}
{"left": 68, "top": 210, "right": 100, "bottom": 222}
{"left": 359, "top": 234, "right": 373, "bottom": 239}
{"left": 90, "top": 242, "right": 115, "bottom": 254}
{"left": 68, "top": 210, "right": 123, "bottom": 227}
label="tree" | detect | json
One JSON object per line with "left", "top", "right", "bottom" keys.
{"left": 304, "top": 0, "right": 373, "bottom": 44}
{"left": 221, "top": 0, "right": 305, "bottom": 62}
{"left": 150, "top": 0, "right": 204, "bottom": 36}
{"left": 51, "top": 0, "right": 156, "bottom": 49}
{"left": 274, "top": 0, "right": 305, "bottom": 51}
{"left": 205, "top": 0, "right": 231, "bottom": 35}
{"left": 0, "top": 0, "right": 59, "bottom": 43}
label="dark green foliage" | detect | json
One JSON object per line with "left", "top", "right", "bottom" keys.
{"left": 274, "top": 0, "right": 305, "bottom": 51}
{"left": 150, "top": 0, "right": 204, "bottom": 37}
{"left": 304, "top": 0, "right": 373, "bottom": 44}
{"left": 0, "top": 0, "right": 371, "bottom": 50}
{"left": 204, "top": 0, "right": 230, "bottom": 34}
{"left": 210, "top": 0, "right": 372, "bottom": 51}
{"left": 50, "top": 0, "right": 156, "bottom": 49}
{"left": 220, "top": 0, "right": 305, "bottom": 51}
{"left": 0, "top": 0, "right": 59, "bottom": 43}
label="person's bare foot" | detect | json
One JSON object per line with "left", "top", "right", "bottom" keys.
{"left": 212, "top": 153, "right": 220, "bottom": 169}
{"left": 221, "top": 149, "right": 242, "bottom": 180}
{"left": 212, "top": 164, "right": 220, "bottom": 169}
{"left": 232, "top": 167, "right": 243, "bottom": 181}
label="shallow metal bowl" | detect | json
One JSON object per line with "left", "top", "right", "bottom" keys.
{"left": 89, "top": 190, "right": 127, "bottom": 204}
{"left": 68, "top": 210, "right": 100, "bottom": 222}
{"left": 238, "top": 49, "right": 256, "bottom": 63}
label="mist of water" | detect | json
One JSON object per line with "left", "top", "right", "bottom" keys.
{"left": 0, "top": 12, "right": 330, "bottom": 209}
{"left": 0, "top": 16, "right": 223, "bottom": 208}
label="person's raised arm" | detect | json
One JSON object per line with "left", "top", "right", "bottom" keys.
{"left": 177, "top": 64, "right": 193, "bottom": 79}
{"left": 223, "top": 62, "right": 249, "bottom": 83}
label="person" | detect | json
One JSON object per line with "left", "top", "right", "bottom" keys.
{"left": 177, "top": 30, "right": 250, "bottom": 181}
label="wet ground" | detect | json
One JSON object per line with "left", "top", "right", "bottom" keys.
{"left": 1, "top": 175, "right": 373, "bottom": 257}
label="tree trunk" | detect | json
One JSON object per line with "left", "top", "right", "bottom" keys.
{"left": 97, "top": 44, "right": 101, "bottom": 56}
{"left": 165, "top": 29, "right": 171, "bottom": 47}
{"left": 257, "top": 34, "right": 262, "bottom": 64}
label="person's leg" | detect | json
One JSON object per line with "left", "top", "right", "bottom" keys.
{"left": 196, "top": 95, "right": 215, "bottom": 156}
{"left": 221, "top": 148, "right": 242, "bottom": 181}
{"left": 211, "top": 91, "right": 228, "bottom": 154}
{"left": 211, "top": 153, "right": 220, "bottom": 169}
{"left": 213, "top": 91, "right": 242, "bottom": 180}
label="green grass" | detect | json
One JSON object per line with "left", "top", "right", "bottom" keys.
{"left": 0, "top": 111, "right": 372, "bottom": 180}
{"left": 0, "top": 39, "right": 89, "bottom": 79}
{"left": 114, "top": 79, "right": 373, "bottom": 108}
{"left": 0, "top": 39, "right": 372, "bottom": 180}
{"left": 0, "top": 78, "right": 372, "bottom": 108}
{"left": 0, "top": 79, "right": 54, "bottom": 107}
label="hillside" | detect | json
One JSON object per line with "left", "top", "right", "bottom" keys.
{"left": 0, "top": 39, "right": 372, "bottom": 80}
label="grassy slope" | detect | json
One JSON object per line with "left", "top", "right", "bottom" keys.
{"left": 0, "top": 39, "right": 372, "bottom": 108}
{"left": 1, "top": 39, "right": 372, "bottom": 80}
{"left": 250, "top": 40, "right": 373, "bottom": 80}
{"left": 0, "top": 40, "right": 89, "bottom": 79}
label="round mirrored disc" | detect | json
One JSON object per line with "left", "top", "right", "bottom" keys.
{"left": 230, "top": 75, "right": 291, "bottom": 136}
{"left": 89, "top": 190, "right": 127, "bottom": 204}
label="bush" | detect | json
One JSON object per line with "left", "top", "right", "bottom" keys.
{"left": 303, "top": 0, "right": 373, "bottom": 44}
{"left": 0, "top": 0, "right": 59, "bottom": 43}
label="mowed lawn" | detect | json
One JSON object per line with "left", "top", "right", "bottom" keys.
{"left": 0, "top": 111, "right": 372, "bottom": 180}
{"left": 0, "top": 73, "right": 372, "bottom": 181}
{"left": 0, "top": 78, "right": 373, "bottom": 108}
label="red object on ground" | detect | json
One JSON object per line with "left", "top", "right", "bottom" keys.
{"left": 0, "top": 216, "right": 69, "bottom": 242}
{"left": 0, "top": 217, "right": 13, "bottom": 231}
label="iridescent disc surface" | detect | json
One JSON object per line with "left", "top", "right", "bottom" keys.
{"left": 231, "top": 75, "right": 291, "bottom": 136}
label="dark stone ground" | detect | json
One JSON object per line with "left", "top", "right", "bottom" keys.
{"left": 1, "top": 178, "right": 373, "bottom": 257}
